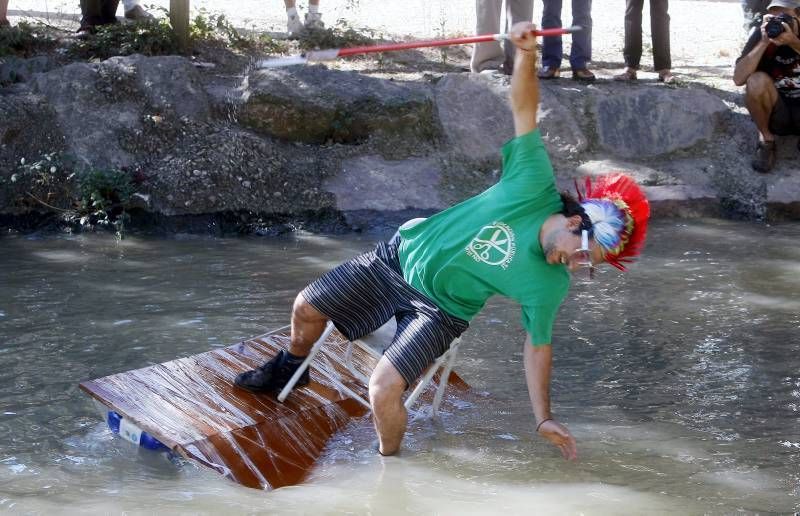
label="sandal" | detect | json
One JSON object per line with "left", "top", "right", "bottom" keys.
{"left": 614, "top": 68, "right": 637, "bottom": 81}
{"left": 657, "top": 69, "right": 675, "bottom": 84}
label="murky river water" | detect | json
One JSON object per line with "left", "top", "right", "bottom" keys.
{"left": 0, "top": 219, "right": 798, "bottom": 514}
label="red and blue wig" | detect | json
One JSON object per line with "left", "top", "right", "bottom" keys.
{"left": 576, "top": 173, "right": 651, "bottom": 271}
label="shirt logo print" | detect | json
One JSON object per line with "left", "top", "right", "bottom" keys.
{"left": 466, "top": 222, "right": 516, "bottom": 269}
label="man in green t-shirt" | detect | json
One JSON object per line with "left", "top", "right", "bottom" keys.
{"left": 235, "top": 22, "right": 651, "bottom": 461}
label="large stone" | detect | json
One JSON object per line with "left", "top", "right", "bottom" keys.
{"left": 30, "top": 55, "right": 211, "bottom": 169}
{"left": 238, "top": 65, "right": 438, "bottom": 147}
{"left": 2, "top": 53, "right": 800, "bottom": 228}
{"left": 434, "top": 74, "right": 587, "bottom": 163}
{"left": 106, "top": 55, "right": 211, "bottom": 121}
{"left": 0, "top": 56, "right": 57, "bottom": 85}
{"left": 572, "top": 159, "right": 679, "bottom": 187}
{"left": 31, "top": 61, "right": 138, "bottom": 169}
{"left": 537, "top": 83, "right": 588, "bottom": 160}
{"left": 569, "top": 159, "right": 720, "bottom": 217}
{"left": 767, "top": 174, "right": 800, "bottom": 219}
{"left": 142, "top": 127, "right": 333, "bottom": 216}
{"left": 644, "top": 185, "right": 721, "bottom": 218}
{"left": 326, "top": 155, "right": 445, "bottom": 212}
{"left": 594, "top": 87, "right": 729, "bottom": 158}
{"left": 0, "top": 90, "right": 64, "bottom": 172}
{"left": 435, "top": 73, "right": 513, "bottom": 162}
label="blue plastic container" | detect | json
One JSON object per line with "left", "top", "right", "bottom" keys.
{"left": 106, "top": 410, "right": 169, "bottom": 451}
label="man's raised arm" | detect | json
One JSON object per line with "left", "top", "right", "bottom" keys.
{"left": 509, "top": 22, "right": 540, "bottom": 137}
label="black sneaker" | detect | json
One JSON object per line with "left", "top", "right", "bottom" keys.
{"left": 234, "top": 349, "right": 309, "bottom": 394}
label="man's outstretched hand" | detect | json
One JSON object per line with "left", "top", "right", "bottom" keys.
{"left": 509, "top": 22, "right": 538, "bottom": 55}
{"left": 537, "top": 419, "right": 578, "bottom": 461}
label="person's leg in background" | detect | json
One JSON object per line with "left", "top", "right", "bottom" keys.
{"left": 305, "top": 0, "right": 323, "bottom": 29}
{"left": 568, "top": 0, "right": 594, "bottom": 80}
{"left": 743, "top": 71, "right": 780, "bottom": 172}
{"left": 538, "top": 0, "right": 563, "bottom": 78}
{"left": 502, "top": 0, "right": 533, "bottom": 74}
{"left": 650, "top": 0, "right": 673, "bottom": 82}
{"left": 99, "top": 0, "right": 120, "bottom": 24}
{"left": 283, "top": 0, "right": 323, "bottom": 34}
{"left": 615, "top": 0, "right": 643, "bottom": 80}
{"left": 471, "top": 0, "right": 506, "bottom": 73}
{"left": 0, "top": 0, "right": 10, "bottom": 26}
{"left": 79, "top": 0, "right": 104, "bottom": 32}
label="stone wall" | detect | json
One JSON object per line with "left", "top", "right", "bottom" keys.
{"left": 1, "top": 53, "right": 797, "bottom": 233}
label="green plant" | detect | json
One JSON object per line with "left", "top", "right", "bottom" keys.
{"left": 77, "top": 168, "right": 135, "bottom": 238}
{"left": 11, "top": 152, "right": 67, "bottom": 188}
{"left": 190, "top": 9, "right": 287, "bottom": 53}
{"left": 436, "top": 6, "right": 447, "bottom": 65}
{"left": 296, "top": 19, "right": 376, "bottom": 51}
{"left": 69, "top": 18, "right": 179, "bottom": 59}
{"left": 8, "top": 153, "right": 75, "bottom": 212}
{"left": 6, "top": 153, "right": 137, "bottom": 238}
{"left": 63, "top": 8, "right": 288, "bottom": 59}
{"left": 0, "top": 21, "right": 59, "bottom": 57}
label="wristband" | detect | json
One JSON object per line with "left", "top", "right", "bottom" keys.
{"left": 536, "top": 418, "right": 553, "bottom": 432}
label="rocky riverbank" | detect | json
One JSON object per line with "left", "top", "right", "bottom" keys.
{"left": 1, "top": 10, "right": 799, "bottom": 236}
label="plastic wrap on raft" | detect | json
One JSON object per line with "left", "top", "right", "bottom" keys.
{"left": 79, "top": 329, "right": 469, "bottom": 490}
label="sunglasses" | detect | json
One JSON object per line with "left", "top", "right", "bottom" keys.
{"left": 569, "top": 229, "right": 595, "bottom": 281}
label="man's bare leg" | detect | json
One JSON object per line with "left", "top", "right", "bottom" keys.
{"left": 369, "top": 357, "right": 408, "bottom": 455}
{"left": 288, "top": 293, "right": 329, "bottom": 357}
{"left": 234, "top": 292, "right": 329, "bottom": 391}
{"left": 745, "top": 71, "right": 779, "bottom": 142}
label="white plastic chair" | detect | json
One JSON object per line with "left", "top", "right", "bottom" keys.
{"left": 276, "top": 319, "right": 462, "bottom": 416}
{"left": 278, "top": 218, "right": 462, "bottom": 414}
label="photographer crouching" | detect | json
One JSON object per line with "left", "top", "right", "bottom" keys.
{"left": 734, "top": 0, "right": 800, "bottom": 173}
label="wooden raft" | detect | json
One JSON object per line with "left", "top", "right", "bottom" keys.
{"left": 79, "top": 329, "right": 468, "bottom": 490}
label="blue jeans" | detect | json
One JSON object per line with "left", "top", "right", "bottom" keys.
{"left": 541, "top": 0, "right": 593, "bottom": 69}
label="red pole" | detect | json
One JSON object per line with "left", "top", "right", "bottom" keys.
{"left": 257, "top": 27, "right": 582, "bottom": 68}
{"left": 335, "top": 27, "right": 581, "bottom": 58}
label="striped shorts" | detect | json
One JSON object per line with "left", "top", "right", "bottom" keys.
{"left": 301, "top": 238, "right": 469, "bottom": 387}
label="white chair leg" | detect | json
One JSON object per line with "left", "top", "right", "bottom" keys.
{"left": 344, "top": 341, "right": 373, "bottom": 385}
{"left": 431, "top": 338, "right": 460, "bottom": 416}
{"left": 312, "top": 360, "right": 372, "bottom": 410}
{"left": 276, "top": 320, "right": 462, "bottom": 419}
{"left": 265, "top": 324, "right": 291, "bottom": 336}
{"left": 404, "top": 350, "right": 450, "bottom": 410}
{"left": 277, "top": 321, "right": 335, "bottom": 403}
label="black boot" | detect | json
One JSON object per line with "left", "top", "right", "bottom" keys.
{"left": 234, "top": 350, "right": 310, "bottom": 394}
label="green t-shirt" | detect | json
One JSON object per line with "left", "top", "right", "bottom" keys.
{"left": 398, "top": 129, "right": 569, "bottom": 345}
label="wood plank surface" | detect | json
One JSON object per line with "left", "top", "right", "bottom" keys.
{"left": 79, "top": 329, "right": 469, "bottom": 490}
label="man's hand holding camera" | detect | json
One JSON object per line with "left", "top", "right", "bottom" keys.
{"left": 761, "top": 13, "right": 800, "bottom": 50}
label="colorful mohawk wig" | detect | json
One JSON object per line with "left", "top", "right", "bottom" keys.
{"left": 575, "top": 173, "right": 650, "bottom": 271}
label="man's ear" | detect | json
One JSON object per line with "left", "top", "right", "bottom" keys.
{"left": 566, "top": 214, "right": 583, "bottom": 231}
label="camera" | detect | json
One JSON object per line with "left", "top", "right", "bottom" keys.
{"left": 766, "top": 13, "right": 796, "bottom": 39}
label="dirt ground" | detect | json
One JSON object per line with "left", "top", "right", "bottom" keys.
{"left": 6, "top": 0, "right": 749, "bottom": 90}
